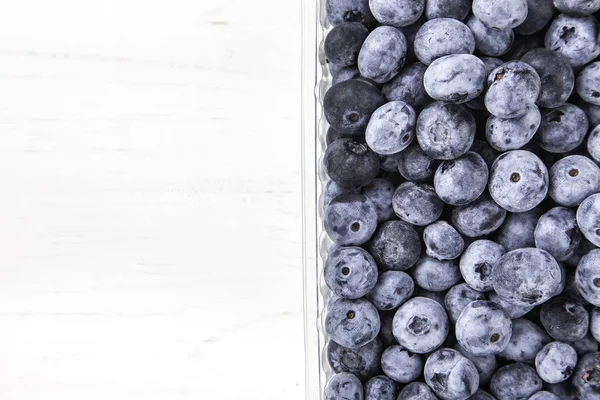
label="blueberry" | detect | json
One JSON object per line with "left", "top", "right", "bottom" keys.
{"left": 495, "top": 208, "right": 542, "bottom": 251}
{"left": 416, "top": 288, "right": 448, "bottom": 306}
{"left": 485, "top": 105, "right": 541, "bottom": 152}
{"left": 515, "top": 0, "right": 555, "bottom": 35}
{"left": 366, "top": 101, "right": 416, "bottom": 155}
{"left": 490, "top": 363, "right": 543, "bottom": 400}
{"left": 393, "top": 297, "right": 449, "bottom": 353}
{"left": 452, "top": 342, "right": 497, "bottom": 386}
{"left": 358, "top": 26, "right": 408, "bottom": 84}
{"left": 362, "top": 178, "right": 395, "bottom": 222}
{"left": 392, "top": 182, "right": 444, "bottom": 226}
{"left": 456, "top": 300, "right": 512, "bottom": 356}
{"left": 581, "top": 99, "right": 600, "bottom": 126}
{"left": 327, "top": 338, "right": 384, "bottom": 381}
{"left": 322, "top": 180, "right": 361, "bottom": 209}
{"left": 472, "top": 0, "right": 528, "bottom": 29}
{"left": 536, "top": 103, "right": 589, "bottom": 154}
{"left": 424, "top": 0, "right": 470, "bottom": 20}
{"left": 325, "top": 23, "right": 370, "bottom": 67}
{"left": 325, "top": 125, "right": 364, "bottom": 145}
{"left": 575, "top": 248, "right": 600, "bottom": 305}
{"left": 366, "top": 271, "right": 415, "bottom": 310}
{"left": 369, "top": 0, "right": 425, "bottom": 28}
{"left": 545, "top": 14, "right": 600, "bottom": 67}
{"left": 325, "top": 297, "right": 381, "bottom": 348}
{"left": 554, "top": 0, "right": 600, "bottom": 16}
{"left": 588, "top": 125, "right": 600, "bottom": 164}
{"left": 467, "top": 389, "right": 496, "bottom": 400}
{"left": 535, "top": 341, "right": 578, "bottom": 384}
{"left": 424, "top": 348, "right": 479, "bottom": 400}
{"left": 382, "top": 62, "right": 431, "bottom": 107}
{"left": 577, "top": 195, "right": 600, "bottom": 247}
{"left": 467, "top": 15, "right": 515, "bottom": 57}
{"left": 534, "top": 207, "right": 582, "bottom": 262}
{"left": 413, "top": 18, "right": 475, "bottom": 66}
{"left": 381, "top": 345, "right": 424, "bottom": 383}
{"left": 412, "top": 255, "right": 462, "bottom": 292}
{"left": 397, "top": 144, "right": 438, "bottom": 181}
{"left": 435, "top": 152, "right": 489, "bottom": 208}
{"left": 485, "top": 61, "right": 541, "bottom": 119}
{"left": 377, "top": 310, "right": 397, "bottom": 347}
{"left": 489, "top": 150, "right": 549, "bottom": 213}
{"left": 423, "top": 54, "right": 486, "bottom": 103}
{"left": 571, "top": 333, "right": 599, "bottom": 356}
{"left": 325, "top": 373, "right": 364, "bottom": 400}
{"left": 324, "top": 139, "right": 380, "bottom": 188}
{"left": 549, "top": 155, "right": 600, "bottom": 207}
{"left": 368, "top": 220, "right": 421, "bottom": 270}
{"left": 503, "top": 32, "right": 546, "bottom": 61}
{"left": 469, "top": 139, "right": 501, "bottom": 169}
{"left": 577, "top": 61, "right": 600, "bottom": 106}
{"left": 416, "top": 101, "right": 476, "bottom": 160}
{"left": 397, "top": 382, "right": 438, "bottom": 400}
{"left": 399, "top": 15, "right": 428, "bottom": 62}
{"left": 488, "top": 290, "right": 534, "bottom": 318}
{"left": 521, "top": 48, "right": 575, "bottom": 109}
{"left": 325, "top": 0, "right": 376, "bottom": 27}
{"left": 452, "top": 193, "right": 507, "bottom": 237}
{"left": 499, "top": 318, "right": 551, "bottom": 362}
{"left": 378, "top": 153, "right": 402, "bottom": 172}
{"left": 571, "top": 351, "right": 600, "bottom": 397}
{"left": 459, "top": 240, "right": 505, "bottom": 292}
{"left": 444, "top": 283, "right": 486, "bottom": 323}
{"left": 364, "top": 375, "right": 399, "bottom": 400}
{"left": 565, "top": 262, "right": 594, "bottom": 305}
{"left": 324, "top": 246, "right": 379, "bottom": 298}
{"left": 423, "top": 221, "right": 465, "bottom": 260}
{"left": 466, "top": 57, "right": 504, "bottom": 110}
{"left": 324, "top": 79, "right": 386, "bottom": 135}
{"left": 546, "top": 382, "right": 581, "bottom": 399}
{"left": 324, "top": 193, "right": 378, "bottom": 246}
{"left": 493, "top": 247, "right": 562, "bottom": 306}
{"left": 528, "top": 391, "right": 561, "bottom": 400}
{"left": 540, "top": 296, "right": 589, "bottom": 342}
{"left": 592, "top": 308, "right": 600, "bottom": 342}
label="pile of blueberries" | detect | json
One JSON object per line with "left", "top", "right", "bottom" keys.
{"left": 320, "top": 0, "right": 600, "bottom": 398}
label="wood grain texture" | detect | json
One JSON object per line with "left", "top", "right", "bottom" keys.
{"left": 0, "top": 1, "right": 304, "bottom": 399}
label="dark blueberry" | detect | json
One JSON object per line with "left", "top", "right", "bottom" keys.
{"left": 424, "top": 348, "right": 479, "bottom": 400}
{"left": 366, "top": 271, "right": 414, "bottom": 310}
{"left": 503, "top": 32, "right": 545, "bottom": 61}
{"left": 324, "top": 193, "right": 378, "bottom": 245}
{"left": 368, "top": 220, "right": 421, "bottom": 270}
{"left": 412, "top": 255, "right": 462, "bottom": 292}
{"left": 535, "top": 341, "right": 578, "bottom": 384}
{"left": 466, "top": 57, "right": 504, "bottom": 110}
{"left": 577, "top": 195, "right": 600, "bottom": 247}
{"left": 326, "top": 0, "right": 376, "bottom": 27}
{"left": 540, "top": 296, "right": 589, "bottom": 342}
{"left": 452, "top": 342, "right": 497, "bottom": 386}
{"left": 593, "top": 308, "right": 600, "bottom": 343}
{"left": 496, "top": 208, "right": 542, "bottom": 251}
{"left": 423, "top": 221, "right": 465, "bottom": 260}
{"left": 571, "top": 351, "right": 600, "bottom": 398}
{"left": 397, "top": 144, "right": 437, "bottom": 181}
{"left": 434, "top": 152, "right": 488, "bottom": 206}
{"left": 589, "top": 125, "right": 600, "bottom": 165}
{"left": 416, "top": 101, "right": 476, "bottom": 160}
{"left": 460, "top": 240, "right": 505, "bottom": 292}
{"left": 365, "top": 101, "right": 416, "bottom": 155}
{"left": 534, "top": 207, "right": 582, "bottom": 261}
{"left": 493, "top": 247, "right": 562, "bottom": 306}
{"left": 485, "top": 61, "right": 541, "bottom": 119}
{"left": 467, "top": 15, "right": 515, "bottom": 57}
{"left": 325, "top": 373, "right": 364, "bottom": 400}
{"left": 364, "top": 375, "right": 399, "bottom": 400}
{"left": 382, "top": 62, "right": 430, "bottom": 107}
{"left": 324, "top": 246, "right": 379, "bottom": 298}
{"left": 515, "top": 0, "right": 555, "bottom": 35}
{"left": 399, "top": 15, "right": 428, "bottom": 62}
{"left": 358, "top": 26, "right": 407, "bottom": 84}
{"left": 325, "top": 23, "right": 370, "bottom": 67}
{"left": 377, "top": 310, "right": 397, "bottom": 347}
{"left": 324, "top": 79, "right": 386, "bottom": 135}
{"left": 381, "top": 345, "right": 424, "bottom": 383}
{"left": 397, "top": 382, "right": 438, "bottom": 400}
{"left": 499, "top": 318, "right": 551, "bottom": 362}
{"left": 545, "top": 14, "right": 600, "bottom": 67}
{"left": 528, "top": 391, "right": 561, "bottom": 400}
{"left": 331, "top": 65, "right": 361, "bottom": 85}
{"left": 393, "top": 297, "right": 449, "bottom": 353}
{"left": 423, "top": 54, "right": 486, "bottom": 103}
{"left": 469, "top": 139, "right": 501, "bottom": 169}
{"left": 485, "top": 105, "right": 541, "bottom": 151}
{"left": 571, "top": 333, "right": 599, "bottom": 356}
{"left": 451, "top": 194, "right": 507, "bottom": 237}
{"left": 325, "top": 125, "right": 364, "bottom": 145}
{"left": 489, "top": 150, "right": 549, "bottom": 213}
{"left": 362, "top": 178, "right": 395, "bottom": 222}
{"left": 413, "top": 18, "right": 475, "bottom": 65}
{"left": 467, "top": 389, "right": 496, "bottom": 400}
{"left": 472, "top": 0, "right": 528, "bottom": 28}
{"left": 554, "top": 0, "right": 600, "bottom": 16}
{"left": 369, "top": 0, "right": 425, "bottom": 28}
{"left": 488, "top": 290, "right": 534, "bottom": 318}
{"left": 549, "top": 155, "right": 600, "bottom": 207}
{"left": 575, "top": 248, "right": 600, "bottom": 305}
{"left": 546, "top": 381, "right": 581, "bottom": 399}
{"left": 325, "top": 297, "right": 380, "bottom": 348}
{"left": 490, "top": 363, "right": 543, "bottom": 400}
{"left": 415, "top": 288, "right": 447, "bottom": 305}
{"left": 324, "top": 139, "right": 380, "bottom": 188}
{"left": 322, "top": 180, "right": 360, "bottom": 209}
{"left": 565, "top": 262, "right": 593, "bottom": 305}
{"left": 378, "top": 152, "right": 402, "bottom": 172}
{"left": 456, "top": 300, "right": 512, "bottom": 356}
{"left": 536, "top": 103, "right": 589, "bottom": 153}
{"left": 327, "top": 338, "right": 384, "bottom": 381}
{"left": 392, "top": 182, "right": 443, "bottom": 226}
{"left": 444, "top": 283, "right": 486, "bottom": 323}
{"left": 577, "top": 61, "right": 600, "bottom": 106}
{"left": 521, "top": 48, "right": 575, "bottom": 109}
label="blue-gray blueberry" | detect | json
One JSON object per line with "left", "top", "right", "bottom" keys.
{"left": 424, "top": 348, "right": 479, "bottom": 400}
{"left": 467, "top": 15, "right": 514, "bottom": 56}
{"left": 365, "top": 101, "right": 416, "bottom": 155}
{"left": 392, "top": 182, "right": 444, "bottom": 226}
{"left": 368, "top": 220, "right": 421, "bottom": 270}
{"left": 412, "top": 255, "right": 462, "bottom": 292}
{"left": 545, "top": 14, "right": 600, "bottom": 67}
{"left": 364, "top": 375, "right": 398, "bottom": 400}
{"left": 325, "top": 297, "right": 380, "bottom": 348}
{"left": 327, "top": 338, "right": 384, "bottom": 381}
{"left": 534, "top": 207, "right": 582, "bottom": 262}
{"left": 324, "top": 193, "right": 378, "bottom": 246}
{"left": 413, "top": 18, "right": 475, "bottom": 65}
{"left": 456, "top": 300, "right": 512, "bottom": 356}
{"left": 382, "top": 62, "right": 430, "bottom": 107}
{"left": 381, "top": 345, "right": 424, "bottom": 383}
{"left": 490, "top": 363, "right": 543, "bottom": 400}
{"left": 472, "top": 0, "right": 528, "bottom": 29}
{"left": 324, "top": 372, "right": 364, "bottom": 400}
{"left": 577, "top": 61, "right": 600, "bottom": 106}
{"left": 535, "top": 341, "right": 578, "bottom": 384}
{"left": 423, "top": 54, "right": 486, "bottom": 103}
{"left": 423, "top": 221, "right": 464, "bottom": 260}
{"left": 392, "top": 296, "right": 449, "bottom": 353}
{"left": 536, "top": 103, "right": 589, "bottom": 153}
{"left": 366, "top": 271, "right": 414, "bottom": 310}
{"left": 485, "top": 105, "right": 540, "bottom": 151}
{"left": 362, "top": 178, "right": 395, "bottom": 222}
{"left": 324, "top": 246, "right": 379, "bottom": 299}
{"left": 451, "top": 193, "right": 507, "bottom": 237}
{"left": 445, "top": 283, "right": 486, "bottom": 323}
{"left": 358, "top": 26, "right": 408, "bottom": 84}
{"left": 499, "top": 318, "right": 551, "bottom": 362}
{"left": 460, "top": 240, "right": 505, "bottom": 292}
{"left": 521, "top": 48, "right": 575, "bottom": 109}
{"left": 549, "top": 155, "right": 600, "bottom": 207}
{"left": 396, "top": 144, "right": 437, "bottom": 181}
{"left": 369, "top": 0, "right": 425, "bottom": 28}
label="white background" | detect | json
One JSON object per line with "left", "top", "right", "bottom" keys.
{"left": 0, "top": 1, "right": 304, "bottom": 399}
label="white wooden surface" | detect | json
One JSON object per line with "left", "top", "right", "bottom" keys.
{"left": 0, "top": 1, "right": 304, "bottom": 399}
